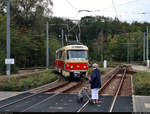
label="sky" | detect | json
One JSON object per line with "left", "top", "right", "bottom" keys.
{"left": 52, "top": 0, "right": 150, "bottom": 23}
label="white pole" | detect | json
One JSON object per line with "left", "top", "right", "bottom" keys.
{"left": 104, "top": 60, "right": 107, "bottom": 68}
{"left": 147, "top": 26, "right": 149, "bottom": 67}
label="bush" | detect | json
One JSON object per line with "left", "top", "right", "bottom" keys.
{"left": 133, "top": 72, "right": 150, "bottom": 95}
{"left": 0, "top": 70, "right": 57, "bottom": 91}
{"left": 11, "top": 64, "right": 19, "bottom": 74}
{"left": 88, "top": 67, "right": 107, "bottom": 77}
{"left": 89, "top": 60, "right": 119, "bottom": 68}
{"left": 142, "top": 60, "right": 146, "bottom": 66}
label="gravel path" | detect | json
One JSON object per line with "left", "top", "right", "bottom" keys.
{"left": 131, "top": 65, "right": 150, "bottom": 72}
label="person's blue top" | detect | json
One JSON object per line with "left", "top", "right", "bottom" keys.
{"left": 89, "top": 68, "right": 101, "bottom": 89}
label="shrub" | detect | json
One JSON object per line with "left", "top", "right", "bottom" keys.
{"left": 133, "top": 72, "right": 150, "bottom": 95}
{"left": 88, "top": 67, "right": 108, "bottom": 76}
{"left": 0, "top": 70, "right": 57, "bottom": 91}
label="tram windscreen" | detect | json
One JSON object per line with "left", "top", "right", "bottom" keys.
{"left": 67, "top": 50, "right": 88, "bottom": 60}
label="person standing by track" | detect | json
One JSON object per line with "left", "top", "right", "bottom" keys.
{"left": 89, "top": 63, "right": 101, "bottom": 104}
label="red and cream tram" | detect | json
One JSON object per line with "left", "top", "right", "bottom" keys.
{"left": 55, "top": 44, "right": 88, "bottom": 79}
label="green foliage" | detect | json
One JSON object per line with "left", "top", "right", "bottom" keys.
{"left": 107, "top": 34, "right": 128, "bottom": 61}
{"left": 80, "top": 16, "right": 150, "bottom": 63}
{"left": 0, "top": 1, "right": 150, "bottom": 75}
{"left": 0, "top": 16, "right": 6, "bottom": 73}
{"left": 133, "top": 72, "right": 150, "bottom": 95}
{"left": 105, "top": 31, "right": 145, "bottom": 62}
{"left": 0, "top": 0, "right": 53, "bottom": 27}
{"left": 142, "top": 60, "right": 146, "bottom": 65}
{"left": 90, "top": 60, "right": 120, "bottom": 68}
{"left": 49, "top": 35, "right": 61, "bottom": 66}
{"left": 88, "top": 67, "right": 111, "bottom": 78}
{"left": 0, "top": 70, "right": 57, "bottom": 91}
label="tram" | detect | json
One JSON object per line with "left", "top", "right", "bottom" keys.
{"left": 55, "top": 43, "right": 88, "bottom": 79}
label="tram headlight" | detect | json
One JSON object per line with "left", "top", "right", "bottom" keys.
{"left": 66, "top": 64, "right": 69, "bottom": 67}
{"left": 83, "top": 66, "right": 86, "bottom": 69}
{"left": 70, "top": 66, "right": 73, "bottom": 69}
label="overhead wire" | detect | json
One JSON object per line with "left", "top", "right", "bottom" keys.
{"left": 109, "top": 0, "right": 147, "bottom": 22}
{"left": 65, "top": 0, "right": 143, "bottom": 20}
{"left": 65, "top": 0, "right": 78, "bottom": 11}
{"left": 64, "top": 0, "right": 80, "bottom": 36}
{"left": 64, "top": 0, "right": 146, "bottom": 33}
{"left": 112, "top": 0, "right": 118, "bottom": 18}
{"left": 109, "top": 0, "right": 142, "bottom": 21}
{"left": 99, "top": 0, "right": 141, "bottom": 11}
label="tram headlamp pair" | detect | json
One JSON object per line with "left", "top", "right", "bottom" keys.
{"left": 69, "top": 65, "right": 86, "bottom": 69}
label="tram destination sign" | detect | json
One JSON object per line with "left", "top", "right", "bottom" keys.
{"left": 72, "top": 46, "right": 83, "bottom": 48}
{"left": 5, "top": 58, "right": 15, "bottom": 64}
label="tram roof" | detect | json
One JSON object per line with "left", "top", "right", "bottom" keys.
{"left": 56, "top": 45, "right": 88, "bottom": 53}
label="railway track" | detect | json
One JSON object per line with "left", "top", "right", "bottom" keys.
{"left": 0, "top": 80, "right": 68, "bottom": 109}
{"left": 0, "top": 65, "right": 133, "bottom": 112}
{"left": 77, "top": 65, "right": 129, "bottom": 112}
{"left": 22, "top": 81, "right": 82, "bottom": 112}
{"left": 0, "top": 76, "right": 87, "bottom": 112}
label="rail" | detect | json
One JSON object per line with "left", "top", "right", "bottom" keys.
{"left": 77, "top": 65, "right": 128, "bottom": 112}
{"left": 22, "top": 82, "right": 82, "bottom": 112}
{"left": 0, "top": 81, "right": 69, "bottom": 110}
{"left": 109, "top": 66, "right": 127, "bottom": 112}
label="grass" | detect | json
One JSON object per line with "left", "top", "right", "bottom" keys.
{"left": 0, "top": 69, "right": 58, "bottom": 91}
{"left": 133, "top": 72, "right": 150, "bottom": 95}
{"left": 0, "top": 66, "right": 113, "bottom": 91}
{"left": 89, "top": 61, "right": 120, "bottom": 68}
{"left": 87, "top": 67, "right": 112, "bottom": 78}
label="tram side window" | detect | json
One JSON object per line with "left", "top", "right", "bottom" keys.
{"left": 62, "top": 51, "right": 65, "bottom": 60}
{"left": 58, "top": 51, "right": 62, "bottom": 60}
{"left": 56, "top": 52, "right": 58, "bottom": 59}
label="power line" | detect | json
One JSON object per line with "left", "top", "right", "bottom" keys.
{"left": 112, "top": 0, "right": 118, "bottom": 18}
{"left": 77, "top": 0, "right": 141, "bottom": 19}
{"left": 115, "top": 11, "right": 150, "bottom": 15}
{"left": 65, "top": 0, "right": 142, "bottom": 21}
{"left": 95, "top": 0, "right": 141, "bottom": 12}
{"left": 115, "top": 0, "right": 141, "bottom": 7}
{"left": 137, "top": 12, "right": 150, "bottom": 15}
{"left": 65, "top": 0, "right": 78, "bottom": 11}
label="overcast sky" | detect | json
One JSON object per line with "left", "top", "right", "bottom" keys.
{"left": 52, "top": 0, "right": 150, "bottom": 23}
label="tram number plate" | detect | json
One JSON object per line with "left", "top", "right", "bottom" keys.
{"left": 74, "top": 71, "right": 80, "bottom": 73}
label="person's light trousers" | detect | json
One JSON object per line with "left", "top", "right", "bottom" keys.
{"left": 91, "top": 88, "right": 99, "bottom": 100}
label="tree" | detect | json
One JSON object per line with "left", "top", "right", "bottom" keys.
{"left": 0, "top": 0, "right": 53, "bottom": 28}
{"left": 93, "top": 31, "right": 104, "bottom": 61}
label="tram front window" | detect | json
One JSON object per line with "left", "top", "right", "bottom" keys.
{"left": 67, "top": 50, "right": 88, "bottom": 60}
